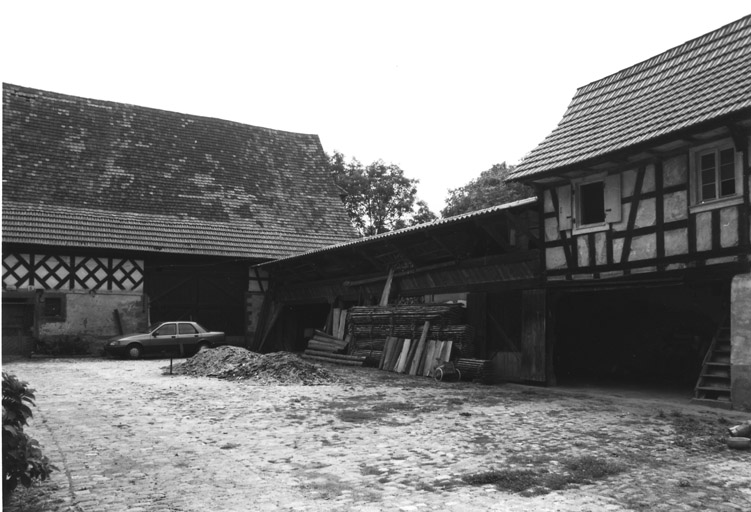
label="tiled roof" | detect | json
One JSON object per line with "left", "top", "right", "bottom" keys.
{"left": 2, "top": 84, "right": 357, "bottom": 258}
{"left": 509, "top": 15, "right": 751, "bottom": 181}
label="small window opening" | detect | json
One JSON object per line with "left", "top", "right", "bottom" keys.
{"left": 579, "top": 181, "right": 605, "bottom": 225}
{"left": 43, "top": 297, "right": 63, "bottom": 319}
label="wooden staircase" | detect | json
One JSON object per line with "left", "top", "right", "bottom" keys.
{"left": 693, "top": 316, "right": 732, "bottom": 409}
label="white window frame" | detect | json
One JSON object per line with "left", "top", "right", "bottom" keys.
{"left": 689, "top": 138, "right": 743, "bottom": 213}
{"left": 558, "top": 173, "right": 621, "bottom": 235}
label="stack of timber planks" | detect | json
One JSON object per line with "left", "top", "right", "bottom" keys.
{"left": 301, "top": 310, "right": 365, "bottom": 367}
{"left": 349, "top": 303, "right": 476, "bottom": 358}
{"left": 377, "top": 321, "right": 452, "bottom": 377}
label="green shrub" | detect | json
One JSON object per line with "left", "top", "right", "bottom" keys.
{"left": 2, "top": 372, "right": 56, "bottom": 500}
{"left": 35, "top": 335, "right": 89, "bottom": 356}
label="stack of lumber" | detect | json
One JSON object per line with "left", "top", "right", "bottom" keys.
{"left": 455, "top": 358, "right": 496, "bottom": 384}
{"left": 302, "top": 330, "right": 363, "bottom": 367}
{"left": 349, "top": 304, "right": 465, "bottom": 325}
{"left": 352, "top": 325, "right": 475, "bottom": 356}
{"left": 306, "top": 330, "right": 349, "bottom": 353}
{"left": 349, "top": 303, "right": 475, "bottom": 358}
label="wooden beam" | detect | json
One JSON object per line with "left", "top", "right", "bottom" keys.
{"left": 503, "top": 211, "right": 540, "bottom": 246}
{"left": 620, "top": 165, "right": 646, "bottom": 267}
{"left": 379, "top": 268, "right": 395, "bottom": 306}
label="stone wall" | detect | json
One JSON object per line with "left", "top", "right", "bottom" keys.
{"left": 39, "top": 290, "right": 146, "bottom": 351}
{"left": 731, "top": 273, "right": 751, "bottom": 411}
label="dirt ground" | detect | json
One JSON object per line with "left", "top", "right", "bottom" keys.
{"left": 4, "top": 354, "right": 751, "bottom": 511}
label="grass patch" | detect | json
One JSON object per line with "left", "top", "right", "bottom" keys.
{"left": 666, "top": 411, "right": 728, "bottom": 452}
{"left": 462, "top": 454, "right": 626, "bottom": 495}
{"left": 338, "top": 409, "right": 379, "bottom": 423}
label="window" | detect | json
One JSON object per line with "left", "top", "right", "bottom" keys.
{"left": 690, "top": 139, "right": 742, "bottom": 210}
{"left": 178, "top": 323, "right": 198, "bottom": 335}
{"left": 578, "top": 181, "right": 606, "bottom": 225}
{"left": 557, "top": 173, "right": 621, "bottom": 234}
{"left": 154, "top": 323, "right": 177, "bottom": 336}
{"left": 42, "top": 295, "right": 65, "bottom": 322}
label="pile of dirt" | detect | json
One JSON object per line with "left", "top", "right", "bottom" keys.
{"left": 168, "top": 345, "right": 340, "bottom": 385}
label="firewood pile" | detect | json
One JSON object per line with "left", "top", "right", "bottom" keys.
{"left": 168, "top": 346, "right": 340, "bottom": 385}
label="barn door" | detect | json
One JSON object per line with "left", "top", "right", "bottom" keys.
{"left": 2, "top": 301, "right": 35, "bottom": 356}
{"left": 521, "top": 289, "right": 546, "bottom": 382}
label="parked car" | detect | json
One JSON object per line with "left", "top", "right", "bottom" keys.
{"left": 105, "top": 321, "right": 225, "bottom": 359}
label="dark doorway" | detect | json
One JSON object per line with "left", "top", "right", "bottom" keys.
{"left": 553, "top": 283, "right": 724, "bottom": 388}
{"left": 2, "top": 299, "right": 35, "bottom": 356}
{"left": 145, "top": 258, "right": 248, "bottom": 338}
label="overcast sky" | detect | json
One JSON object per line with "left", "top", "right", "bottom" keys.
{"left": 2, "top": 1, "right": 749, "bottom": 213}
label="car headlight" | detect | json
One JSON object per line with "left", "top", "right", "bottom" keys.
{"left": 108, "top": 340, "right": 121, "bottom": 346}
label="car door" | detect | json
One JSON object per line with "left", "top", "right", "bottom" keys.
{"left": 150, "top": 322, "right": 178, "bottom": 353}
{"left": 177, "top": 322, "right": 200, "bottom": 352}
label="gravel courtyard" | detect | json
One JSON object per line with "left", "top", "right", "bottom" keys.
{"left": 4, "top": 354, "right": 751, "bottom": 512}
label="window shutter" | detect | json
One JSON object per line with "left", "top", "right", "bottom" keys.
{"left": 604, "top": 174, "right": 622, "bottom": 223}
{"left": 557, "top": 185, "right": 573, "bottom": 231}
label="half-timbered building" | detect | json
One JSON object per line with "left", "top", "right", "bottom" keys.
{"left": 2, "top": 84, "right": 356, "bottom": 356}
{"left": 508, "top": 15, "right": 751, "bottom": 409}
{"left": 254, "top": 15, "right": 751, "bottom": 411}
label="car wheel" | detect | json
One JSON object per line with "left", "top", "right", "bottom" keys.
{"left": 126, "top": 344, "right": 143, "bottom": 359}
{"left": 197, "top": 342, "right": 210, "bottom": 353}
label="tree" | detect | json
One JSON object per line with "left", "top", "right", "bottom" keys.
{"left": 440, "top": 163, "right": 534, "bottom": 218}
{"left": 329, "top": 152, "right": 436, "bottom": 236}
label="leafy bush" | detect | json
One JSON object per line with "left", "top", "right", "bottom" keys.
{"left": 35, "top": 335, "right": 89, "bottom": 356}
{"left": 2, "top": 372, "right": 56, "bottom": 500}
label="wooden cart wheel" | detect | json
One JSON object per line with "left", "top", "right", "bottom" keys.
{"left": 434, "top": 367, "right": 444, "bottom": 382}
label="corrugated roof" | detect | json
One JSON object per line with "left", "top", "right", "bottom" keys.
{"left": 509, "top": 15, "right": 751, "bottom": 180}
{"left": 2, "top": 84, "right": 357, "bottom": 258}
{"left": 257, "top": 196, "right": 538, "bottom": 267}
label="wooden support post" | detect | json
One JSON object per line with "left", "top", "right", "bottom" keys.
{"left": 379, "top": 268, "right": 395, "bottom": 306}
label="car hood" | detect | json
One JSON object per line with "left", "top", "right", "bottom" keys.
{"left": 108, "top": 333, "right": 150, "bottom": 343}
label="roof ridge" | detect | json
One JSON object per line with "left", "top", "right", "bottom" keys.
{"left": 2, "top": 82, "right": 319, "bottom": 139}
{"left": 573, "top": 15, "right": 750, "bottom": 97}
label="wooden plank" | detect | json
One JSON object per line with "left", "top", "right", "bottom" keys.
{"left": 421, "top": 340, "right": 435, "bottom": 377}
{"left": 439, "top": 340, "right": 453, "bottom": 364}
{"left": 379, "top": 336, "right": 397, "bottom": 370}
{"left": 304, "top": 349, "right": 365, "bottom": 361}
{"left": 300, "top": 354, "right": 363, "bottom": 366}
{"left": 431, "top": 341, "right": 446, "bottom": 376}
{"left": 379, "top": 268, "right": 395, "bottom": 306}
{"left": 337, "top": 309, "right": 348, "bottom": 339}
{"left": 408, "top": 321, "right": 430, "bottom": 375}
{"left": 387, "top": 338, "right": 404, "bottom": 372}
{"left": 395, "top": 339, "right": 412, "bottom": 373}
{"left": 314, "top": 330, "right": 343, "bottom": 341}
{"left": 332, "top": 308, "right": 341, "bottom": 338}
{"left": 521, "top": 289, "right": 546, "bottom": 382}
